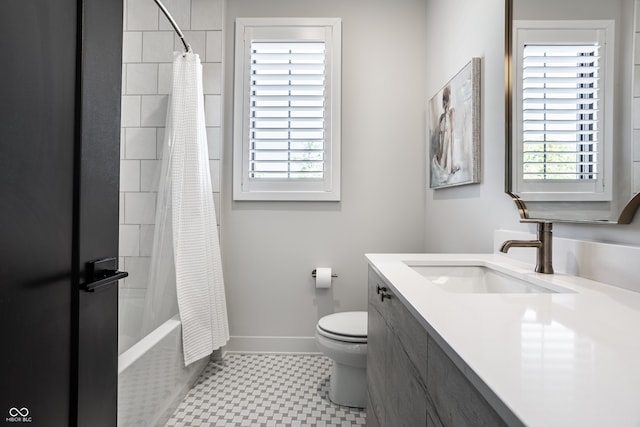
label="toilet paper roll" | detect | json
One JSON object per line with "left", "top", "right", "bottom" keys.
{"left": 315, "top": 268, "right": 333, "bottom": 289}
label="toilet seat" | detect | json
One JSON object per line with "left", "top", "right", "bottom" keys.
{"left": 317, "top": 311, "right": 367, "bottom": 343}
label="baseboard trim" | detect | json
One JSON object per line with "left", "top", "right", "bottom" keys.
{"left": 223, "top": 336, "right": 321, "bottom": 355}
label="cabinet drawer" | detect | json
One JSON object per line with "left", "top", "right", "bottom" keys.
{"left": 386, "top": 332, "right": 428, "bottom": 427}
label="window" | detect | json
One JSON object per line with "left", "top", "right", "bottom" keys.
{"left": 513, "top": 21, "right": 614, "bottom": 201}
{"left": 233, "top": 18, "right": 342, "bottom": 201}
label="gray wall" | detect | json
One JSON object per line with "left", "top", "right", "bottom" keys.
{"left": 222, "top": 0, "right": 428, "bottom": 349}
{"left": 424, "top": 0, "right": 522, "bottom": 252}
{"left": 424, "top": 0, "right": 640, "bottom": 254}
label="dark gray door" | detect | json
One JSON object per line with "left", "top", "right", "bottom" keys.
{"left": 0, "top": 0, "right": 123, "bottom": 426}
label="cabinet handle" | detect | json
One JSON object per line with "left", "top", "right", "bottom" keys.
{"left": 376, "top": 284, "right": 392, "bottom": 302}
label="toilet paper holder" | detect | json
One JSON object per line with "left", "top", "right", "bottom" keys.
{"left": 311, "top": 269, "right": 338, "bottom": 278}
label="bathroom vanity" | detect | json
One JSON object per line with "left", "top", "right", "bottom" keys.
{"left": 365, "top": 253, "right": 640, "bottom": 426}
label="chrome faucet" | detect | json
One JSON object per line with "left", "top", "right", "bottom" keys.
{"left": 500, "top": 222, "right": 554, "bottom": 274}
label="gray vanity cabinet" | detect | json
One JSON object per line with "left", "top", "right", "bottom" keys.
{"left": 366, "top": 266, "right": 512, "bottom": 427}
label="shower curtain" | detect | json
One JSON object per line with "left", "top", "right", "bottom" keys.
{"left": 141, "top": 51, "right": 229, "bottom": 366}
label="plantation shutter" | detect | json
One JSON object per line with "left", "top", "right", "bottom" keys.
{"left": 512, "top": 21, "right": 613, "bottom": 202}
{"left": 521, "top": 44, "right": 600, "bottom": 181}
{"left": 250, "top": 42, "right": 326, "bottom": 180}
{"left": 233, "top": 18, "right": 341, "bottom": 201}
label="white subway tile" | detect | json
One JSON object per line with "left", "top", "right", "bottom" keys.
{"left": 141, "top": 95, "right": 168, "bottom": 127}
{"left": 635, "top": 130, "right": 640, "bottom": 162}
{"left": 634, "top": 162, "right": 640, "bottom": 193}
{"left": 120, "top": 128, "right": 126, "bottom": 159}
{"left": 119, "top": 224, "right": 140, "bottom": 257}
{"left": 191, "top": 0, "right": 222, "bottom": 31}
{"left": 209, "top": 159, "right": 220, "bottom": 192}
{"left": 635, "top": 98, "right": 640, "bottom": 129}
{"left": 635, "top": 66, "right": 640, "bottom": 97}
{"left": 204, "top": 95, "right": 221, "bottom": 127}
{"left": 157, "top": 128, "right": 166, "bottom": 160}
{"left": 636, "top": 34, "right": 640, "bottom": 65}
{"left": 122, "top": 32, "right": 143, "bottom": 63}
{"left": 142, "top": 32, "right": 175, "bottom": 63}
{"left": 121, "top": 96, "right": 141, "bottom": 127}
{"left": 122, "top": 65, "right": 127, "bottom": 95}
{"left": 205, "top": 31, "right": 222, "bottom": 62}
{"left": 206, "top": 127, "right": 220, "bottom": 159}
{"left": 141, "top": 160, "right": 161, "bottom": 191}
{"left": 120, "top": 160, "right": 141, "bottom": 192}
{"left": 126, "top": 63, "right": 159, "bottom": 95}
{"left": 124, "top": 192, "right": 157, "bottom": 224}
{"left": 158, "top": 63, "right": 173, "bottom": 94}
{"left": 140, "top": 225, "right": 156, "bottom": 257}
{"left": 158, "top": 0, "right": 191, "bottom": 32}
{"left": 122, "top": 0, "right": 129, "bottom": 27}
{"left": 176, "top": 31, "right": 206, "bottom": 56}
{"left": 202, "top": 62, "right": 221, "bottom": 94}
{"left": 119, "top": 192, "right": 125, "bottom": 224}
{"left": 127, "top": 0, "right": 159, "bottom": 31}
{"left": 126, "top": 128, "right": 157, "bottom": 159}
{"left": 123, "top": 257, "right": 151, "bottom": 288}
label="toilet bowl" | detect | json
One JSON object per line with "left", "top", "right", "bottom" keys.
{"left": 315, "top": 311, "right": 367, "bottom": 408}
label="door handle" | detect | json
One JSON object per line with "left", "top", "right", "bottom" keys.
{"left": 81, "top": 257, "right": 128, "bottom": 292}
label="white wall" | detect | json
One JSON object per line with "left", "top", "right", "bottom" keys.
{"left": 222, "top": 0, "right": 427, "bottom": 350}
{"left": 424, "top": 0, "right": 640, "bottom": 257}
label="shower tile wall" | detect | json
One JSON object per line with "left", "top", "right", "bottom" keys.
{"left": 119, "top": 0, "right": 223, "bottom": 290}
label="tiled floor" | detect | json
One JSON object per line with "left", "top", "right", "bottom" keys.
{"left": 165, "top": 353, "right": 367, "bottom": 427}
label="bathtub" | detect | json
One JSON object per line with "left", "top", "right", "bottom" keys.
{"left": 118, "top": 292, "right": 208, "bottom": 426}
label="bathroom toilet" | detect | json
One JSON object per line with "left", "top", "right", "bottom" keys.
{"left": 315, "top": 311, "right": 368, "bottom": 408}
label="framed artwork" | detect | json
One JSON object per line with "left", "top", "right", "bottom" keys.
{"left": 428, "top": 57, "right": 481, "bottom": 189}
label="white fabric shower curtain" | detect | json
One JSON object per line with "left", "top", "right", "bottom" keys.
{"left": 141, "top": 52, "right": 229, "bottom": 366}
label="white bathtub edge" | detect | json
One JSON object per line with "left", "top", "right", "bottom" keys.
{"left": 118, "top": 315, "right": 182, "bottom": 375}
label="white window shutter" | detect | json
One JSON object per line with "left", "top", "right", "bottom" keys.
{"left": 513, "top": 20, "right": 614, "bottom": 202}
{"left": 250, "top": 42, "right": 326, "bottom": 180}
{"left": 233, "top": 18, "right": 342, "bottom": 201}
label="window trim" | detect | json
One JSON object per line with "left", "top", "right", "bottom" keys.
{"left": 512, "top": 20, "right": 614, "bottom": 202}
{"left": 233, "top": 17, "right": 342, "bottom": 201}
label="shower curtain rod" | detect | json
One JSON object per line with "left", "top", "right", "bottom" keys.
{"left": 153, "top": 0, "right": 192, "bottom": 53}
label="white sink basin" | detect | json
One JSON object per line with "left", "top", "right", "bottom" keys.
{"left": 408, "top": 265, "right": 574, "bottom": 294}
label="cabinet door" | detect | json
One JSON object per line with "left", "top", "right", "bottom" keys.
{"left": 386, "top": 330, "right": 428, "bottom": 427}
{"left": 368, "top": 267, "right": 429, "bottom": 427}
{"left": 427, "top": 336, "right": 507, "bottom": 427}
{"left": 387, "top": 292, "right": 429, "bottom": 385}
{"left": 367, "top": 283, "right": 387, "bottom": 425}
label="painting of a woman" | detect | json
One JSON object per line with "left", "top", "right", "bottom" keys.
{"left": 429, "top": 58, "right": 481, "bottom": 188}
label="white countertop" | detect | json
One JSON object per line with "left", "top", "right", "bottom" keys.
{"left": 366, "top": 253, "right": 640, "bottom": 427}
